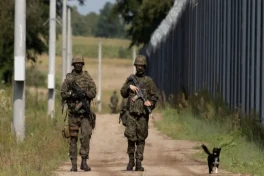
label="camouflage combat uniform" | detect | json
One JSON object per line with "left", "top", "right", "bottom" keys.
{"left": 120, "top": 98, "right": 128, "bottom": 110}
{"left": 120, "top": 55, "right": 159, "bottom": 171}
{"left": 61, "top": 55, "right": 96, "bottom": 172}
{"left": 109, "top": 90, "right": 119, "bottom": 113}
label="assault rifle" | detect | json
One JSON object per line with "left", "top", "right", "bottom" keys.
{"left": 69, "top": 81, "right": 91, "bottom": 117}
{"left": 128, "top": 74, "right": 154, "bottom": 120}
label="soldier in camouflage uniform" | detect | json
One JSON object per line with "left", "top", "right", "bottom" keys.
{"left": 109, "top": 90, "right": 119, "bottom": 113}
{"left": 120, "top": 55, "right": 159, "bottom": 171}
{"left": 61, "top": 55, "right": 96, "bottom": 172}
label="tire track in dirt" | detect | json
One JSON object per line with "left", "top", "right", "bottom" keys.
{"left": 54, "top": 113, "right": 250, "bottom": 176}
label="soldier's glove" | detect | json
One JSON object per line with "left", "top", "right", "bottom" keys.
{"left": 63, "top": 91, "right": 72, "bottom": 99}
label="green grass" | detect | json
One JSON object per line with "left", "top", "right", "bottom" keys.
{"left": 0, "top": 86, "right": 68, "bottom": 176}
{"left": 56, "top": 35, "right": 136, "bottom": 59}
{"left": 155, "top": 108, "right": 264, "bottom": 176}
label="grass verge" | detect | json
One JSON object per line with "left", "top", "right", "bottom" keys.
{"left": 155, "top": 108, "right": 264, "bottom": 176}
{"left": 0, "top": 86, "right": 68, "bottom": 176}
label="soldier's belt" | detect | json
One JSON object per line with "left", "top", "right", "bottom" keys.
{"left": 69, "top": 126, "right": 79, "bottom": 130}
{"left": 130, "top": 112, "right": 146, "bottom": 116}
{"left": 69, "top": 111, "right": 87, "bottom": 116}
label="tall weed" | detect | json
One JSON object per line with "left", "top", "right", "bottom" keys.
{"left": 0, "top": 85, "right": 67, "bottom": 176}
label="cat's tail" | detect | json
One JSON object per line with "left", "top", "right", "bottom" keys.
{"left": 201, "top": 144, "right": 211, "bottom": 155}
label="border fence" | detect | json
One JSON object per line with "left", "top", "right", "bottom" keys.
{"left": 144, "top": 0, "right": 264, "bottom": 121}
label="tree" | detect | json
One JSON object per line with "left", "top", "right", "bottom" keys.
{"left": 112, "top": 0, "right": 174, "bottom": 47}
{"left": 0, "top": 0, "right": 87, "bottom": 83}
{"left": 71, "top": 7, "right": 99, "bottom": 36}
{"left": 95, "top": 2, "right": 125, "bottom": 38}
{"left": 43, "top": 0, "right": 87, "bottom": 17}
{"left": 84, "top": 12, "right": 99, "bottom": 36}
{"left": 0, "top": 0, "right": 49, "bottom": 83}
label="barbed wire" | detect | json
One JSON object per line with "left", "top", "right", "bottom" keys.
{"left": 146, "top": 0, "right": 189, "bottom": 55}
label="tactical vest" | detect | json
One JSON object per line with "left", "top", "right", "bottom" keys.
{"left": 127, "top": 75, "right": 151, "bottom": 115}
{"left": 65, "top": 71, "right": 91, "bottom": 114}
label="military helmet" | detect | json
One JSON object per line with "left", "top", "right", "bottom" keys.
{"left": 134, "top": 55, "right": 147, "bottom": 67}
{"left": 71, "top": 55, "right": 85, "bottom": 66}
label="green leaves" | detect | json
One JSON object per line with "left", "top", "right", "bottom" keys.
{"left": 95, "top": 2, "right": 126, "bottom": 38}
{"left": 112, "top": 0, "right": 174, "bottom": 47}
{"left": 0, "top": 0, "right": 50, "bottom": 83}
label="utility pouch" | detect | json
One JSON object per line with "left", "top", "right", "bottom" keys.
{"left": 62, "top": 125, "right": 70, "bottom": 138}
{"left": 119, "top": 109, "right": 128, "bottom": 126}
{"left": 62, "top": 108, "right": 70, "bottom": 138}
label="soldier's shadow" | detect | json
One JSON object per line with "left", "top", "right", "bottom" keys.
{"left": 120, "top": 169, "right": 137, "bottom": 172}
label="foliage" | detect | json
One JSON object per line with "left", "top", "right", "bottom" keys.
{"left": 69, "top": 2, "right": 126, "bottom": 38}
{"left": 112, "top": 0, "right": 174, "bottom": 47}
{"left": 71, "top": 7, "right": 99, "bottom": 36}
{"left": 43, "top": 0, "right": 86, "bottom": 16}
{"left": 26, "top": 61, "right": 47, "bottom": 88}
{"left": 0, "top": 86, "right": 67, "bottom": 176}
{"left": 0, "top": 0, "right": 87, "bottom": 84}
{"left": 0, "top": 0, "right": 50, "bottom": 83}
{"left": 95, "top": 2, "right": 126, "bottom": 38}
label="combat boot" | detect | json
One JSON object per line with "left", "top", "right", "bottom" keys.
{"left": 126, "top": 154, "right": 135, "bottom": 171}
{"left": 80, "top": 158, "right": 91, "bottom": 171}
{"left": 70, "top": 159, "right": 77, "bottom": 172}
{"left": 135, "top": 160, "right": 144, "bottom": 171}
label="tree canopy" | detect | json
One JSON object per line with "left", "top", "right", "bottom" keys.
{"left": 95, "top": 2, "right": 125, "bottom": 38}
{"left": 43, "top": 0, "right": 86, "bottom": 16}
{"left": 0, "top": 0, "right": 52, "bottom": 83}
{"left": 70, "top": 2, "right": 126, "bottom": 38}
{"left": 112, "top": 0, "right": 174, "bottom": 47}
{"left": 0, "top": 0, "right": 86, "bottom": 83}
{"left": 71, "top": 7, "right": 99, "bottom": 36}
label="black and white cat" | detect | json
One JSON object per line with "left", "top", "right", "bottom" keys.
{"left": 201, "top": 144, "right": 221, "bottom": 174}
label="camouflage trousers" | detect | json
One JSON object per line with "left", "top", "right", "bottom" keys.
{"left": 124, "top": 113, "right": 149, "bottom": 161}
{"left": 111, "top": 107, "right": 117, "bottom": 114}
{"left": 68, "top": 113, "right": 92, "bottom": 164}
{"left": 109, "top": 103, "right": 118, "bottom": 114}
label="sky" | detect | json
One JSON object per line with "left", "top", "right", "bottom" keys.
{"left": 67, "top": 0, "right": 116, "bottom": 15}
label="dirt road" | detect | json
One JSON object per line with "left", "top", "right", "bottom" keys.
{"left": 55, "top": 113, "right": 248, "bottom": 176}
